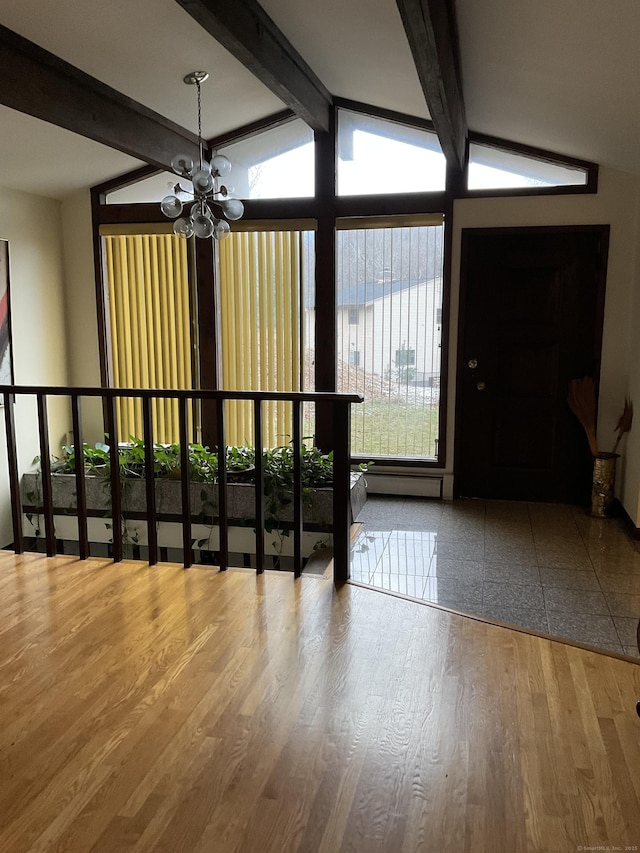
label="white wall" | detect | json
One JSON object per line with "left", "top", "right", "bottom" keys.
{"left": 0, "top": 184, "right": 71, "bottom": 546}
{"left": 446, "top": 166, "right": 640, "bottom": 519}
{"left": 61, "top": 190, "right": 105, "bottom": 443}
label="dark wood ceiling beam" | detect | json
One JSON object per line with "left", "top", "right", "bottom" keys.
{"left": 175, "top": 0, "right": 332, "bottom": 132}
{"left": 395, "top": 0, "right": 468, "bottom": 171}
{"left": 0, "top": 24, "right": 200, "bottom": 171}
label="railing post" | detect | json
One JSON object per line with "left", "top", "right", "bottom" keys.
{"left": 105, "top": 394, "right": 123, "bottom": 562}
{"left": 142, "top": 396, "right": 158, "bottom": 566}
{"left": 36, "top": 394, "right": 56, "bottom": 557}
{"left": 254, "top": 399, "right": 264, "bottom": 575}
{"left": 71, "top": 395, "right": 89, "bottom": 560}
{"left": 292, "top": 400, "right": 303, "bottom": 578}
{"left": 332, "top": 400, "right": 352, "bottom": 583}
{"left": 216, "top": 398, "right": 228, "bottom": 570}
{"left": 3, "top": 392, "right": 23, "bottom": 554}
{"left": 178, "top": 397, "right": 193, "bottom": 568}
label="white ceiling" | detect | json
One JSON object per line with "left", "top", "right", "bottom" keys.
{"left": 456, "top": 0, "right": 640, "bottom": 174}
{"left": 1, "top": 0, "right": 640, "bottom": 200}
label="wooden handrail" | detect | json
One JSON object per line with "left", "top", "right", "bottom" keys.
{"left": 0, "top": 385, "right": 364, "bottom": 403}
{"left": 2, "top": 385, "right": 362, "bottom": 582}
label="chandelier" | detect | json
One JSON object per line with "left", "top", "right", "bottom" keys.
{"left": 160, "top": 71, "right": 244, "bottom": 240}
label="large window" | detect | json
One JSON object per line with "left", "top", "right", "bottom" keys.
{"left": 336, "top": 216, "right": 445, "bottom": 459}
{"left": 337, "top": 109, "right": 446, "bottom": 195}
{"left": 218, "top": 119, "right": 314, "bottom": 199}
{"left": 96, "top": 99, "right": 596, "bottom": 470}
{"left": 102, "top": 226, "right": 195, "bottom": 442}
{"left": 218, "top": 223, "right": 315, "bottom": 447}
{"left": 468, "top": 142, "right": 589, "bottom": 190}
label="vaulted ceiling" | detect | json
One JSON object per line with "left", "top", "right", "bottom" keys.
{"left": 0, "top": 0, "right": 639, "bottom": 200}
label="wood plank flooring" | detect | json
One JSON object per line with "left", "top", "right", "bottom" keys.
{"left": 1, "top": 550, "right": 640, "bottom": 852}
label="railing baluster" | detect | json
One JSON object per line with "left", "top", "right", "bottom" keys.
{"left": 36, "top": 394, "right": 56, "bottom": 557}
{"left": 142, "top": 396, "right": 158, "bottom": 566}
{"left": 292, "top": 400, "right": 303, "bottom": 578}
{"left": 254, "top": 399, "right": 264, "bottom": 575}
{"left": 105, "top": 395, "right": 122, "bottom": 562}
{"left": 332, "top": 401, "right": 352, "bottom": 584}
{"left": 178, "top": 397, "right": 192, "bottom": 568}
{"left": 0, "top": 385, "right": 363, "bottom": 574}
{"left": 3, "top": 392, "right": 23, "bottom": 553}
{"left": 71, "top": 395, "right": 89, "bottom": 560}
{"left": 216, "top": 397, "right": 228, "bottom": 571}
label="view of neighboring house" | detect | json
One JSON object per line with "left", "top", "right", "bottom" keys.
{"left": 336, "top": 275, "right": 443, "bottom": 387}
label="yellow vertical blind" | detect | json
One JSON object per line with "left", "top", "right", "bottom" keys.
{"left": 103, "top": 232, "right": 193, "bottom": 443}
{"left": 219, "top": 229, "right": 306, "bottom": 447}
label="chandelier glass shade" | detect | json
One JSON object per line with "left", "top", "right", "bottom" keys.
{"left": 160, "top": 71, "right": 244, "bottom": 240}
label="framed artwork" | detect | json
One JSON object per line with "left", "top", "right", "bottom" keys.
{"left": 0, "top": 239, "right": 14, "bottom": 387}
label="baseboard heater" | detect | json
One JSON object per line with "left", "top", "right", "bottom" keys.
{"left": 363, "top": 470, "right": 443, "bottom": 499}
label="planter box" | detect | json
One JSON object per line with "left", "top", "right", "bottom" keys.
{"left": 21, "top": 471, "right": 367, "bottom": 531}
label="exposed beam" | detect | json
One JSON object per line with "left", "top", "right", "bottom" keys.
{"left": 396, "top": 0, "right": 468, "bottom": 171}
{"left": 0, "top": 24, "right": 199, "bottom": 171}
{"left": 175, "top": 0, "right": 332, "bottom": 132}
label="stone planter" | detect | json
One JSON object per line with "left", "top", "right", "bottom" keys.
{"left": 21, "top": 470, "right": 367, "bottom": 530}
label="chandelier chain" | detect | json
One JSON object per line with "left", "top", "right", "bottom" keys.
{"left": 196, "top": 79, "right": 204, "bottom": 169}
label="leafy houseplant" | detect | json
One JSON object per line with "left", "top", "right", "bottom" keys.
{"left": 37, "top": 438, "right": 343, "bottom": 554}
{"left": 568, "top": 377, "right": 633, "bottom": 516}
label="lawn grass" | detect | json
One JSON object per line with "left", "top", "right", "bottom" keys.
{"left": 350, "top": 400, "right": 439, "bottom": 458}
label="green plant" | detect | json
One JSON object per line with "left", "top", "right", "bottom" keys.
{"left": 45, "top": 437, "right": 357, "bottom": 562}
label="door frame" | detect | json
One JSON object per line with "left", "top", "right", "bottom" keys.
{"left": 453, "top": 224, "right": 610, "bottom": 500}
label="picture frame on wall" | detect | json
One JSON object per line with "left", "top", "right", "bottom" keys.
{"left": 0, "top": 239, "right": 15, "bottom": 394}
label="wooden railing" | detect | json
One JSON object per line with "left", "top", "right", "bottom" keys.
{"left": 0, "top": 385, "right": 363, "bottom": 582}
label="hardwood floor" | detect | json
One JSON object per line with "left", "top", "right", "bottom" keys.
{"left": 1, "top": 550, "right": 640, "bottom": 852}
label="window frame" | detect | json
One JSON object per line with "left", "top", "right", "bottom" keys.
{"left": 92, "top": 99, "right": 599, "bottom": 472}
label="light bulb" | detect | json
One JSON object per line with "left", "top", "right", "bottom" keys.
{"left": 160, "top": 195, "right": 183, "bottom": 218}
{"left": 173, "top": 217, "right": 194, "bottom": 239}
{"left": 211, "top": 154, "right": 232, "bottom": 176}
{"left": 220, "top": 198, "right": 244, "bottom": 221}
{"left": 192, "top": 170, "right": 215, "bottom": 194}
{"left": 192, "top": 213, "right": 215, "bottom": 238}
{"left": 213, "top": 219, "right": 231, "bottom": 240}
{"left": 171, "top": 154, "right": 193, "bottom": 177}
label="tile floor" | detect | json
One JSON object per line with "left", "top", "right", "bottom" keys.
{"left": 351, "top": 496, "right": 640, "bottom": 658}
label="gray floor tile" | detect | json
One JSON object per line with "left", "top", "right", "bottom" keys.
{"left": 350, "top": 531, "right": 390, "bottom": 576}
{"left": 546, "top": 611, "right": 622, "bottom": 653}
{"left": 431, "top": 599, "right": 484, "bottom": 616}
{"left": 543, "top": 587, "right": 609, "bottom": 615}
{"left": 590, "top": 552, "right": 640, "bottom": 573}
{"left": 597, "top": 573, "right": 640, "bottom": 594}
{"left": 485, "top": 501, "right": 531, "bottom": 523}
{"left": 428, "top": 557, "right": 484, "bottom": 581}
{"left": 483, "top": 581, "right": 544, "bottom": 610}
{"left": 604, "top": 592, "right": 640, "bottom": 618}
{"left": 433, "top": 539, "right": 485, "bottom": 561}
{"left": 378, "top": 548, "right": 431, "bottom": 576}
{"left": 423, "top": 576, "right": 484, "bottom": 606}
{"left": 483, "top": 542, "right": 538, "bottom": 566}
{"left": 368, "top": 573, "right": 426, "bottom": 598}
{"left": 481, "top": 603, "right": 549, "bottom": 634}
{"left": 538, "top": 567, "right": 600, "bottom": 590}
{"left": 533, "top": 547, "right": 592, "bottom": 571}
{"left": 350, "top": 496, "right": 639, "bottom": 656}
{"left": 483, "top": 561, "right": 541, "bottom": 585}
{"left": 356, "top": 497, "right": 405, "bottom": 526}
{"left": 613, "top": 616, "right": 640, "bottom": 646}
{"left": 622, "top": 646, "right": 640, "bottom": 658}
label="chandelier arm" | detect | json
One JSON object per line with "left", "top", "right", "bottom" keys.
{"left": 161, "top": 70, "right": 241, "bottom": 240}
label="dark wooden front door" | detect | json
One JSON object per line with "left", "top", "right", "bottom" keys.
{"left": 455, "top": 226, "right": 608, "bottom": 502}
